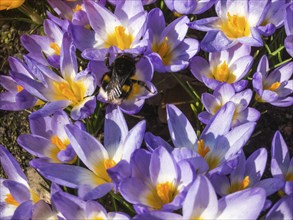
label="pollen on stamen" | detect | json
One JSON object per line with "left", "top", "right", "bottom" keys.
{"left": 72, "top": 4, "right": 82, "bottom": 12}
{"left": 220, "top": 13, "right": 251, "bottom": 39}
{"left": 105, "top": 26, "right": 134, "bottom": 50}
{"left": 50, "top": 42, "right": 61, "bottom": 56}
{"left": 152, "top": 37, "right": 173, "bottom": 65}
{"left": 267, "top": 82, "right": 281, "bottom": 91}
{"left": 4, "top": 194, "right": 19, "bottom": 206}
{"left": 212, "top": 61, "right": 236, "bottom": 83}
{"left": 197, "top": 139, "right": 210, "bottom": 158}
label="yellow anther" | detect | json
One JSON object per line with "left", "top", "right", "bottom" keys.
{"left": 156, "top": 182, "right": 178, "bottom": 205}
{"left": 104, "top": 159, "right": 116, "bottom": 170}
{"left": 50, "top": 42, "right": 61, "bottom": 55}
{"left": 4, "top": 194, "right": 19, "bottom": 206}
{"left": 220, "top": 13, "right": 251, "bottom": 39}
{"left": 106, "top": 26, "right": 134, "bottom": 50}
{"left": 197, "top": 139, "right": 210, "bottom": 158}
{"left": 72, "top": 4, "right": 82, "bottom": 12}
{"left": 267, "top": 82, "right": 281, "bottom": 91}
{"left": 17, "top": 85, "right": 23, "bottom": 92}
{"left": 51, "top": 135, "right": 69, "bottom": 151}
{"left": 212, "top": 61, "right": 236, "bottom": 83}
{"left": 241, "top": 176, "right": 250, "bottom": 189}
{"left": 152, "top": 37, "right": 173, "bottom": 65}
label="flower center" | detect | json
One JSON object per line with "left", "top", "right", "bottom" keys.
{"left": 105, "top": 26, "right": 134, "bottom": 50}
{"left": 104, "top": 159, "right": 116, "bottom": 170}
{"left": 267, "top": 82, "right": 281, "bottom": 91}
{"left": 212, "top": 61, "right": 236, "bottom": 83}
{"left": 152, "top": 37, "right": 173, "bottom": 65}
{"left": 72, "top": 4, "right": 82, "bottom": 12}
{"left": 220, "top": 13, "right": 251, "bottom": 39}
{"left": 197, "top": 139, "right": 210, "bottom": 158}
{"left": 51, "top": 135, "right": 70, "bottom": 151}
{"left": 50, "top": 42, "right": 61, "bottom": 56}
{"left": 229, "top": 176, "right": 250, "bottom": 193}
{"left": 52, "top": 80, "right": 86, "bottom": 105}
{"left": 4, "top": 194, "right": 19, "bottom": 206}
{"left": 286, "top": 172, "right": 293, "bottom": 182}
{"left": 17, "top": 85, "right": 24, "bottom": 92}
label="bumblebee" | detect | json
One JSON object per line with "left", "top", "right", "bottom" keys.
{"left": 100, "top": 53, "right": 152, "bottom": 104}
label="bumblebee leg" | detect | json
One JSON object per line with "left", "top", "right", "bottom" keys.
{"left": 131, "top": 79, "right": 154, "bottom": 94}
{"left": 105, "top": 52, "right": 110, "bottom": 68}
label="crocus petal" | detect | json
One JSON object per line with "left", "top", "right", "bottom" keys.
{"left": 0, "top": 145, "right": 28, "bottom": 186}
{"left": 271, "top": 131, "right": 290, "bottom": 171}
{"left": 30, "top": 159, "right": 100, "bottom": 188}
{"left": 190, "top": 56, "right": 210, "bottom": 82}
{"left": 200, "top": 30, "right": 233, "bottom": 52}
{"left": 69, "top": 24, "right": 96, "bottom": 51}
{"left": 201, "top": 102, "right": 235, "bottom": 142}
{"left": 144, "top": 132, "right": 173, "bottom": 153}
{"left": 28, "top": 115, "right": 52, "bottom": 139}
{"left": 65, "top": 124, "right": 108, "bottom": 173}
{"left": 266, "top": 195, "right": 293, "bottom": 219}
{"left": 150, "top": 147, "right": 178, "bottom": 184}
{"left": 217, "top": 188, "right": 266, "bottom": 219}
{"left": 3, "top": 180, "right": 30, "bottom": 203}
{"left": 245, "top": 148, "right": 267, "bottom": 184}
{"left": 147, "top": 8, "right": 166, "bottom": 38}
{"left": 121, "top": 120, "right": 146, "bottom": 162}
{"left": 166, "top": 104, "right": 197, "bottom": 149}
{"left": 70, "top": 96, "right": 96, "bottom": 120}
{"left": 182, "top": 175, "right": 218, "bottom": 219}
{"left": 31, "top": 200, "right": 57, "bottom": 220}
{"left": 254, "top": 178, "right": 284, "bottom": 196}
{"left": 52, "top": 191, "right": 85, "bottom": 219}
{"left": 104, "top": 105, "right": 128, "bottom": 158}
{"left": 17, "top": 134, "right": 55, "bottom": 160}
{"left": 60, "top": 33, "right": 77, "bottom": 80}
{"left": 134, "top": 211, "right": 182, "bottom": 220}
{"left": 29, "top": 100, "right": 71, "bottom": 119}
{"left": 11, "top": 200, "right": 33, "bottom": 220}
{"left": 223, "top": 122, "right": 256, "bottom": 160}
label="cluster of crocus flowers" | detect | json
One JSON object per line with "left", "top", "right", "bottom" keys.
{"left": 252, "top": 55, "right": 293, "bottom": 107}
{"left": 0, "top": 0, "right": 293, "bottom": 219}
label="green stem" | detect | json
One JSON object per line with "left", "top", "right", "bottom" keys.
{"left": 17, "top": 4, "right": 43, "bottom": 24}
{"left": 110, "top": 192, "right": 135, "bottom": 215}
{"left": 272, "top": 58, "right": 292, "bottom": 69}
{"left": 0, "top": 17, "right": 35, "bottom": 23}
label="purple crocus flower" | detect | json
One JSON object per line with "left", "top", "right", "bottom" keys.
{"left": 71, "top": 0, "right": 148, "bottom": 55}
{"left": 17, "top": 110, "right": 83, "bottom": 164}
{"left": 0, "top": 57, "right": 38, "bottom": 111}
{"left": 47, "top": 0, "right": 107, "bottom": 27}
{"left": 210, "top": 149, "right": 283, "bottom": 197}
{"left": 167, "top": 102, "right": 256, "bottom": 173}
{"left": 252, "top": 55, "right": 293, "bottom": 107}
{"left": 21, "top": 19, "right": 65, "bottom": 68}
{"left": 189, "top": 0, "right": 271, "bottom": 52}
{"left": 119, "top": 146, "right": 194, "bottom": 213}
{"left": 89, "top": 52, "right": 157, "bottom": 115}
{"left": 0, "top": 145, "right": 41, "bottom": 219}
{"left": 199, "top": 83, "right": 260, "bottom": 127}
{"left": 30, "top": 105, "right": 146, "bottom": 200}
{"left": 266, "top": 195, "right": 293, "bottom": 219}
{"left": 190, "top": 43, "right": 253, "bottom": 91}
{"left": 164, "top": 0, "right": 217, "bottom": 15}
{"left": 285, "top": 2, "right": 293, "bottom": 57}
{"left": 258, "top": 0, "right": 288, "bottom": 36}
{"left": 147, "top": 8, "right": 199, "bottom": 72}
{"left": 109, "top": 0, "right": 156, "bottom": 6}
{"left": 271, "top": 131, "right": 293, "bottom": 195}
{"left": 11, "top": 33, "right": 96, "bottom": 120}
{"left": 182, "top": 174, "right": 266, "bottom": 219}
{"left": 51, "top": 187, "right": 129, "bottom": 220}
